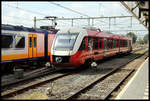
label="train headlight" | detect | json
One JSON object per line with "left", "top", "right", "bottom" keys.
{"left": 55, "top": 57, "right": 63, "bottom": 63}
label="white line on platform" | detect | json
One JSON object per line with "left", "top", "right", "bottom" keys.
{"left": 115, "top": 58, "right": 148, "bottom": 99}
{"left": 144, "top": 92, "right": 148, "bottom": 96}
{"left": 143, "top": 96, "right": 148, "bottom": 99}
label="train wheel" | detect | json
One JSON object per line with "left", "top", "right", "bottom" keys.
{"left": 83, "top": 59, "right": 91, "bottom": 68}
{"left": 84, "top": 59, "right": 98, "bottom": 69}
{"left": 90, "top": 61, "right": 98, "bottom": 70}
{"left": 6, "top": 63, "right": 15, "bottom": 73}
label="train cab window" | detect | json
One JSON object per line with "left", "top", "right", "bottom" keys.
{"left": 79, "top": 37, "right": 86, "bottom": 50}
{"left": 94, "top": 37, "right": 98, "bottom": 49}
{"left": 15, "top": 35, "right": 25, "bottom": 48}
{"left": 88, "top": 37, "right": 93, "bottom": 50}
{"left": 99, "top": 38, "right": 102, "bottom": 49}
{"left": 2, "top": 35, "right": 13, "bottom": 48}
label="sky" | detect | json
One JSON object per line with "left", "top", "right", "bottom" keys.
{"left": 2, "top": 1, "right": 148, "bottom": 39}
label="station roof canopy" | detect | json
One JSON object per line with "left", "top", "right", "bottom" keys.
{"left": 120, "top": 1, "right": 149, "bottom": 30}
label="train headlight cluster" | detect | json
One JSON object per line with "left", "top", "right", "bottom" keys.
{"left": 55, "top": 57, "right": 63, "bottom": 63}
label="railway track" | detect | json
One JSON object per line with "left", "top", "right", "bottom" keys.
{"left": 1, "top": 68, "right": 84, "bottom": 98}
{"left": 1, "top": 48, "right": 148, "bottom": 99}
{"left": 65, "top": 50, "right": 148, "bottom": 100}
{"left": 71, "top": 69, "right": 135, "bottom": 100}
{"left": 2, "top": 67, "right": 56, "bottom": 87}
{"left": 2, "top": 47, "right": 145, "bottom": 88}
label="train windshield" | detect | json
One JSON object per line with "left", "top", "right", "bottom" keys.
{"left": 53, "top": 33, "right": 78, "bottom": 51}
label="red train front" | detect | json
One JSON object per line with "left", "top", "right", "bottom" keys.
{"left": 50, "top": 26, "right": 132, "bottom": 69}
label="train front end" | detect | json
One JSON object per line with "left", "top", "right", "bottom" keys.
{"left": 50, "top": 27, "right": 86, "bottom": 68}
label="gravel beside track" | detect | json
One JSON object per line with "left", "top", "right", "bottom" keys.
{"left": 2, "top": 48, "right": 148, "bottom": 100}
{"left": 75, "top": 69, "right": 134, "bottom": 100}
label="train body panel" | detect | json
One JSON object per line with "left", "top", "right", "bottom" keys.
{"left": 1, "top": 24, "right": 57, "bottom": 71}
{"left": 48, "top": 34, "right": 56, "bottom": 56}
{"left": 2, "top": 31, "right": 46, "bottom": 63}
{"left": 2, "top": 30, "right": 29, "bottom": 62}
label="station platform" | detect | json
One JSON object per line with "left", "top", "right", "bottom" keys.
{"left": 115, "top": 58, "right": 149, "bottom": 99}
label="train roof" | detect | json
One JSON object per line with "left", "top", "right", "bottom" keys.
{"left": 1, "top": 24, "right": 58, "bottom": 34}
{"left": 57, "top": 27, "right": 84, "bottom": 34}
{"left": 53, "top": 26, "right": 131, "bottom": 40}
{"left": 87, "top": 30, "right": 131, "bottom": 40}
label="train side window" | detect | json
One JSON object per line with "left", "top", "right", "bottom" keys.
{"left": 117, "top": 40, "right": 119, "bottom": 47}
{"left": 88, "top": 37, "right": 93, "bottom": 50}
{"left": 15, "top": 35, "right": 25, "bottom": 48}
{"left": 122, "top": 40, "right": 124, "bottom": 47}
{"left": 120, "top": 40, "right": 122, "bottom": 47}
{"left": 99, "top": 38, "right": 102, "bottom": 49}
{"left": 2, "top": 35, "right": 13, "bottom": 48}
{"left": 109, "top": 39, "right": 111, "bottom": 49}
{"left": 112, "top": 39, "right": 114, "bottom": 49}
{"left": 113, "top": 39, "right": 115, "bottom": 48}
{"left": 129, "top": 40, "right": 131, "bottom": 46}
{"left": 107, "top": 39, "right": 109, "bottom": 49}
{"left": 123, "top": 40, "right": 125, "bottom": 47}
{"left": 111, "top": 39, "right": 113, "bottom": 49}
{"left": 79, "top": 37, "right": 86, "bottom": 50}
{"left": 29, "top": 37, "right": 32, "bottom": 48}
{"left": 110, "top": 39, "right": 112, "bottom": 49}
{"left": 124, "top": 40, "right": 125, "bottom": 47}
{"left": 33, "top": 37, "right": 37, "bottom": 47}
{"left": 107, "top": 39, "right": 110, "bottom": 49}
{"left": 94, "top": 37, "right": 98, "bottom": 49}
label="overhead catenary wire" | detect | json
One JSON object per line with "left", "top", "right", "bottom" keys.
{"left": 2, "top": 15, "right": 51, "bottom": 28}
{"left": 50, "top": 2, "right": 90, "bottom": 18}
{"left": 4, "top": 4, "right": 47, "bottom": 16}
{"left": 2, "top": 2, "right": 148, "bottom": 35}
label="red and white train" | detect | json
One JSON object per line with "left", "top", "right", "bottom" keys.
{"left": 50, "top": 26, "right": 132, "bottom": 68}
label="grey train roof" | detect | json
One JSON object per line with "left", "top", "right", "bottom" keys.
{"left": 1, "top": 24, "right": 58, "bottom": 34}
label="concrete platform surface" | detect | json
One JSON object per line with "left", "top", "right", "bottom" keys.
{"left": 115, "top": 58, "right": 149, "bottom": 99}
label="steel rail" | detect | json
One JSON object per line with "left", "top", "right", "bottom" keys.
{"left": 1, "top": 70, "right": 83, "bottom": 98}
{"left": 2, "top": 48, "right": 147, "bottom": 99}
{"left": 65, "top": 50, "right": 148, "bottom": 100}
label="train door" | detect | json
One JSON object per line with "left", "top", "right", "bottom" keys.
{"left": 104, "top": 38, "right": 107, "bottom": 57}
{"left": 28, "top": 34, "right": 37, "bottom": 58}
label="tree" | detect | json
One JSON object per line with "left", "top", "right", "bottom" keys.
{"left": 138, "top": 38, "right": 144, "bottom": 44}
{"left": 143, "top": 34, "right": 148, "bottom": 44}
{"left": 126, "top": 32, "right": 137, "bottom": 43}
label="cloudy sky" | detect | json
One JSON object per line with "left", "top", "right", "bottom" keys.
{"left": 2, "top": 1, "right": 148, "bottom": 38}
